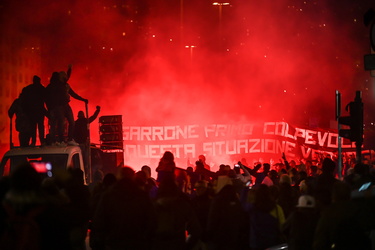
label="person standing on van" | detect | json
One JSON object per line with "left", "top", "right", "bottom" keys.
{"left": 46, "top": 65, "right": 88, "bottom": 145}
{"left": 74, "top": 106, "right": 100, "bottom": 176}
{"left": 74, "top": 106, "right": 100, "bottom": 145}
{"left": 20, "top": 75, "right": 48, "bottom": 146}
{"left": 8, "top": 97, "right": 32, "bottom": 147}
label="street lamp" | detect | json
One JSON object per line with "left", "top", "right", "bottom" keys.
{"left": 185, "top": 45, "right": 197, "bottom": 63}
{"left": 212, "top": 2, "right": 230, "bottom": 50}
{"left": 180, "top": 0, "right": 184, "bottom": 46}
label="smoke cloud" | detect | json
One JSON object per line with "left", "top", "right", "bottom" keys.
{"left": 2, "top": 0, "right": 374, "bottom": 167}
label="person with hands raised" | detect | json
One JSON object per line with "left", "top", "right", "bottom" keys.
{"left": 45, "top": 64, "right": 88, "bottom": 146}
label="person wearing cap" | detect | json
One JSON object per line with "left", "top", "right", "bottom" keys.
{"left": 282, "top": 195, "right": 319, "bottom": 250}
{"left": 19, "top": 75, "right": 48, "bottom": 146}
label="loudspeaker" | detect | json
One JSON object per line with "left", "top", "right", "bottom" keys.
{"left": 100, "top": 133, "right": 123, "bottom": 142}
{"left": 99, "top": 124, "right": 123, "bottom": 133}
{"left": 99, "top": 115, "right": 122, "bottom": 124}
{"left": 99, "top": 115, "right": 123, "bottom": 150}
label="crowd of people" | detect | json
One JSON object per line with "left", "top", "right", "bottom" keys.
{"left": 8, "top": 65, "right": 100, "bottom": 147}
{"left": 4, "top": 68, "right": 375, "bottom": 249}
{"left": 0, "top": 150, "right": 374, "bottom": 250}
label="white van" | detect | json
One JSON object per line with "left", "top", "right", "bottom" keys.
{"left": 0, "top": 145, "right": 86, "bottom": 184}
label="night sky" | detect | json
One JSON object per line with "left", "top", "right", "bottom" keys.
{"left": 1, "top": 0, "right": 375, "bottom": 144}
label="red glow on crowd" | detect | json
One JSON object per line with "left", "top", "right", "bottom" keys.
{"left": 1, "top": 0, "right": 375, "bottom": 169}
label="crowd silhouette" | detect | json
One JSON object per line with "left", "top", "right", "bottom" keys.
{"left": 0, "top": 150, "right": 375, "bottom": 250}
{"left": 3, "top": 67, "right": 375, "bottom": 250}
{"left": 8, "top": 65, "right": 97, "bottom": 148}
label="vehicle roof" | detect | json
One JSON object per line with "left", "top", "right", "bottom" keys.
{"left": 3, "top": 145, "right": 82, "bottom": 157}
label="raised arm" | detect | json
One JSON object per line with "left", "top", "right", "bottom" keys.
{"left": 68, "top": 85, "right": 88, "bottom": 103}
{"left": 67, "top": 64, "right": 72, "bottom": 80}
{"left": 88, "top": 106, "right": 101, "bottom": 123}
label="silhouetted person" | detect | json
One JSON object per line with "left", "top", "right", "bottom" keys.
{"left": 89, "top": 173, "right": 116, "bottom": 250}
{"left": 142, "top": 165, "right": 157, "bottom": 186}
{"left": 313, "top": 181, "right": 373, "bottom": 250}
{"left": 91, "top": 167, "right": 156, "bottom": 250}
{"left": 8, "top": 98, "right": 32, "bottom": 147}
{"left": 45, "top": 65, "right": 88, "bottom": 145}
{"left": 190, "top": 180, "right": 212, "bottom": 246}
{"left": 206, "top": 182, "right": 247, "bottom": 250}
{"left": 312, "top": 157, "right": 339, "bottom": 210}
{"left": 153, "top": 178, "right": 201, "bottom": 250}
{"left": 135, "top": 170, "right": 149, "bottom": 192}
{"left": 234, "top": 162, "right": 251, "bottom": 185}
{"left": 0, "top": 163, "right": 44, "bottom": 249}
{"left": 282, "top": 195, "right": 320, "bottom": 250}
{"left": 309, "top": 165, "right": 319, "bottom": 177}
{"left": 198, "top": 155, "right": 210, "bottom": 171}
{"left": 63, "top": 168, "right": 91, "bottom": 249}
{"left": 175, "top": 167, "right": 189, "bottom": 193}
{"left": 88, "top": 169, "right": 104, "bottom": 193}
{"left": 74, "top": 106, "right": 100, "bottom": 144}
{"left": 156, "top": 151, "right": 176, "bottom": 183}
{"left": 247, "top": 184, "right": 286, "bottom": 250}
{"left": 38, "top": 176, "right": 71, "bottom": 250}
{"left": 141, "top": 165, "right": 158, "bottom": 199}
{"left": 195, "top": 160, "right": 216, "bottom": 182}
{"left": 216, "top": 164, "right": 231, "bottom": 177}
{"left": 253, "top": 163, "right": 271, "bottom": 188}
{"left": 20, "top": 75, "right": 48, "bottom": 146}
{"left": 186, "top": 166, "right": 200, "bottom": 195}
{"left": 344, "top": 163, "right": 375, "bottom": 190}
{"left": 277, "top": 174, "right": 299, "bottom": 218}
{"left": 268, "top": 169, "right": 279, "bottom": 186}
{"left": 74, "top": 106, "right": 100, "bottom": 176}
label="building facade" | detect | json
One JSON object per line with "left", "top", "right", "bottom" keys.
{"left": 0, "top": 33, "right": 42, "bottom": 153}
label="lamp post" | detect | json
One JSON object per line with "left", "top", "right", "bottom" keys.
{"left": 212, "top": 2, "right": 230, "bottom": 50}
{"left": 180, "top": 0, "right": 184, "bottom": 47}
{"left": 185, "top": 45, "right": 197, "bottom": 64}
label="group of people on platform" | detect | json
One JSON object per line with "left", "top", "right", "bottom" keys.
{"left": 0, "top": 150, "right": 375, "bottom": 250}
{"left": 8, "top": 65, "right": 100, "bottom": 147}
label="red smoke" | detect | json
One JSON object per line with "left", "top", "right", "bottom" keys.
{"left": 2, "top": 0, "right": 375, "bottom": 169}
